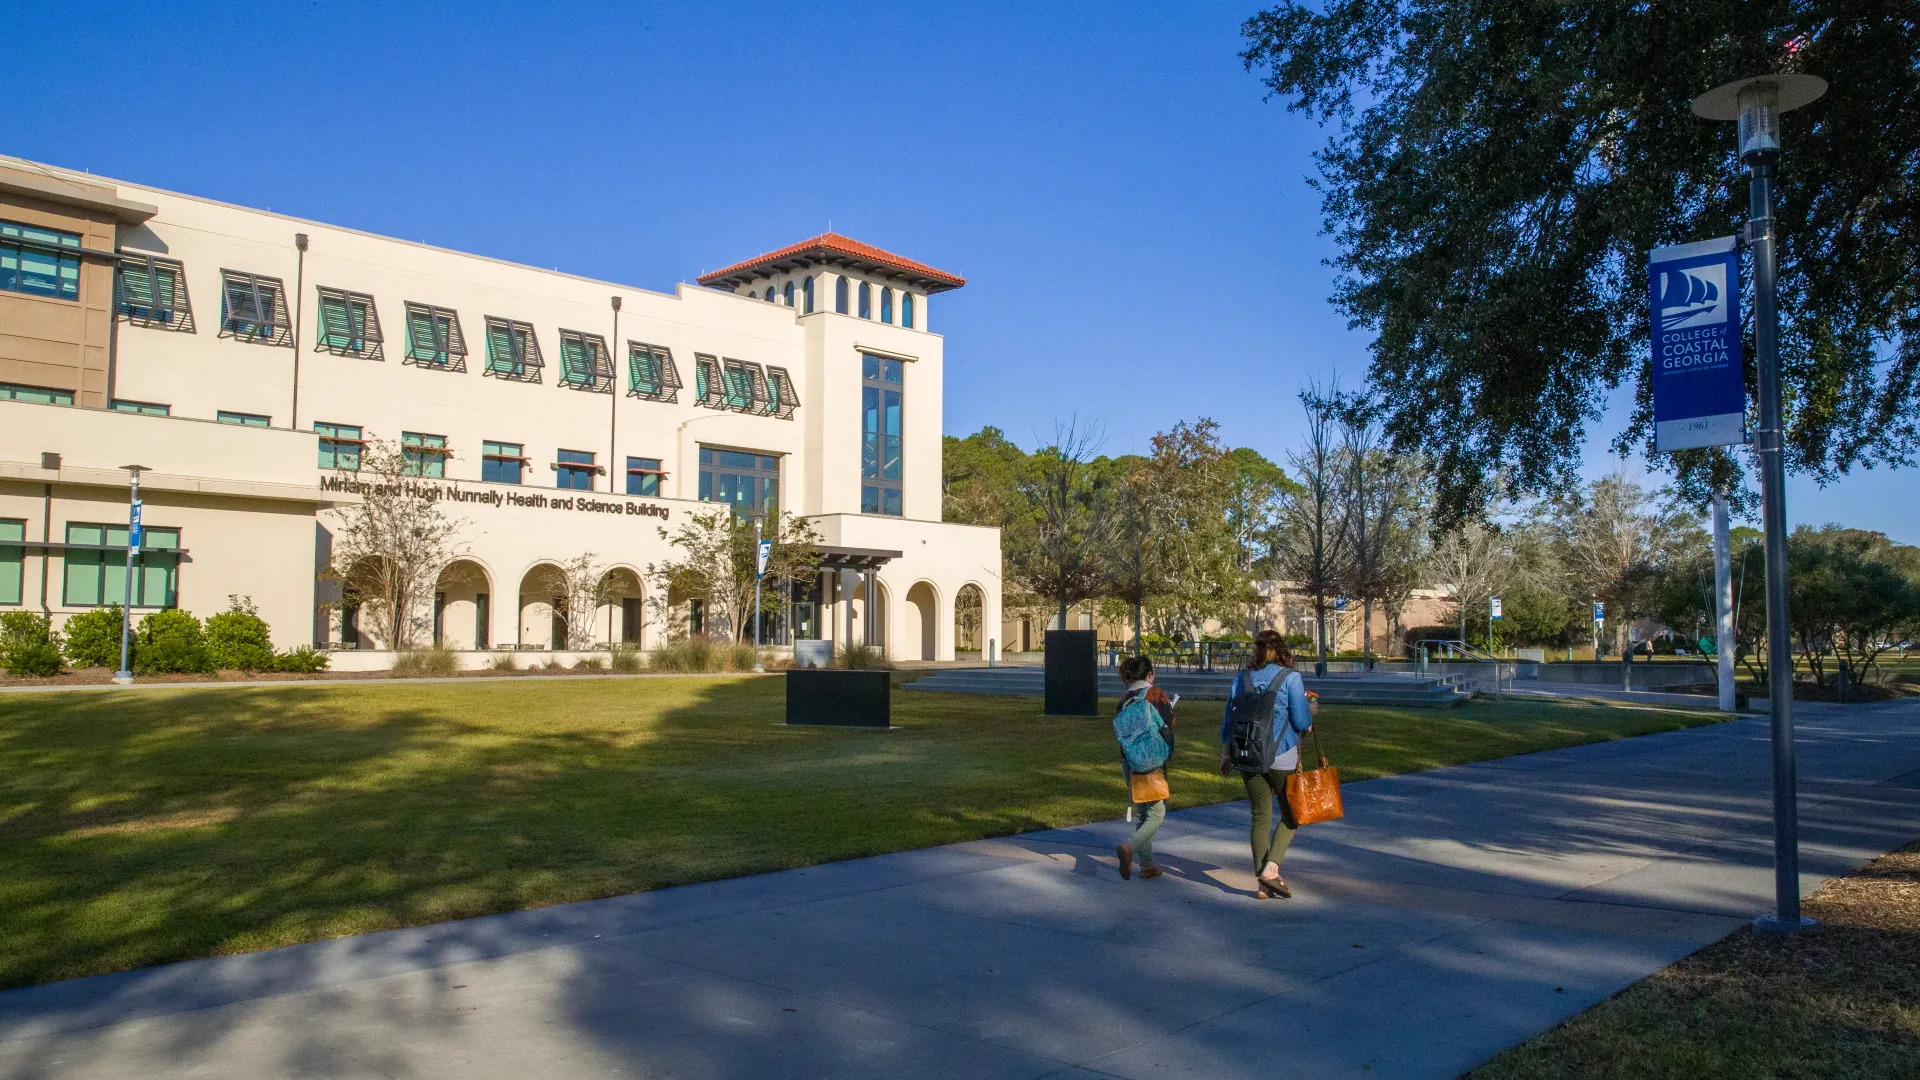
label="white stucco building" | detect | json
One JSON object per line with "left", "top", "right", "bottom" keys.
{"left": 0, "top": 154, "right": 1001, "bottom": 662}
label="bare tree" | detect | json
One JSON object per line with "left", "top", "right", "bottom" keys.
{"left": 1338, "top": 419, "right": 1428, "bottom": 668}
{"left": 1427, "top": 521, "right": 1514, "bottom": 646}
{"left": 651, "top": 508, "right": 821, "bottom": 642}
{"left": 328, "top": 438, "right": 464, "bottom": 651}
{"left": 521, "top": 553, "right": 620, "bottom": 650}
{"left": 1272, "top": 388, "right": 1353, "bottom": 674}
{"left": 1006, "top": 420, "right": 1116, "bottom": 633}
{"left": 1543, "top": 472, "right": 1697, "bottom": 656}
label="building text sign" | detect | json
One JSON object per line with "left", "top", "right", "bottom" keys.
{"left": 319, "top": 475, "right": 670, "bottom": 521}
{"left": 1649, "top": 236, "right": 1746, "bottom": 452}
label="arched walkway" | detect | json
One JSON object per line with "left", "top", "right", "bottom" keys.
{"left": 598, "top": 567, "right": 645, "bottom": 646}
{"left": 435, "top": 559, "right": 493, "bottom": 650}
{"left": 954, "top": 583, "right": 985, "bottom": 655}
{"left": 517, "top": 563, "right": 566, "bottom": 649}
{"left": 904, "top": 581, "right": 939, "bottom": 661}
{"left": 852, "top": 578, "right": 889, "bottom": 654}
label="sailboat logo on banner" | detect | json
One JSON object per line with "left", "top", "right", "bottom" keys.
{"left": 1658, "top": 263, "right": 1728, "bottom": 330}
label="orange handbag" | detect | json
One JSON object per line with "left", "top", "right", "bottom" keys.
{"left": 1284, "top": 728, "right": 1344, "bottom": 825}
{"left": 1129, "top": 768, "right": 1170, "bottom": 804}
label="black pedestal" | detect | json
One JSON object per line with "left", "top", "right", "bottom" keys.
{"left": 1044, "top": 629, "right": 1099, "bottom": 716}
{"left": 785, "top": 669, "right": 891, "bottom": 727}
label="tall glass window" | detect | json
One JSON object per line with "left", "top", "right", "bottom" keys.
{"left": 315, "top": 422, "right": 362, "bottom": 470}
{"left": 402, "top": 432, "right": 447, "bottom": 478}
{"left": 556, "top": 449, "right": 597, "bottom": 490}
{"left": 0, "top": 518, "right": 23, "bottom": 605}
{"left": 62, "top": 523, "right": 180, "bottom": 608}
{"left": 835, "top": 276, "right": 849, "bottom": 314}
{"left": 0, "top": 220, "right": 81, "bottom": 301}
{"left": 803, "top": 275, "right": 815, "bottom": 313}
{"left": 483, "top": 441, "right": 524, "bottom": 484}
{"left": 698, "top": 448, "right": 779, "bottom": 518}
{"left": 880, "top": 287, "right": 893, "bottom": 324}
{"left": 861, "top": 355, "right": 904, "bottom": 516}
{"left": 783, "top": 281, "right": 794, "bottom": 307}
{"left": 626, "top": 456, "right": 665, "bottom": 496}
{"left": 902, "top": 292, "right": 915, "bottom": 329}
{"left": 858, "top": 282, "right": 872, "bottom": 319}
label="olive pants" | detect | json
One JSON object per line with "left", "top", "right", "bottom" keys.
{"left": 1127, "top": 799, "right": 1166, "bottom": 868}
{"left": 1243, "top": 769, "right": 1298, "bottom": 872}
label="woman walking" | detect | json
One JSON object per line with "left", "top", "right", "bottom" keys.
{"left": 1220, "top": 629, "right": 1313, "bottom": 898}
{"left": 1114, "top": 654, "right": 1176, "bottom": 880}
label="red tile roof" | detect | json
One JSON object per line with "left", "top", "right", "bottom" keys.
{"left": 696, "top": 232, "right": 966, "bottom": 294}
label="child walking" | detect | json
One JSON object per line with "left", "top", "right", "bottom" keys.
{"left": 1113, "top": 654, "right": 1177, "bottom": 880}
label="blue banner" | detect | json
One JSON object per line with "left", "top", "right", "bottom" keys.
{"left": 129, "top": 500, "right": 143, "bottom": 555}
{"left": 1649, "top": 237, "right": 1746, "bottom": 451}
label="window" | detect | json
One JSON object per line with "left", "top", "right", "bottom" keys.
{"left": 722, "top": 359, "right": 761, "bottom": 411}
{"left": 316, "top": 422, "right": 363, "bottom": 471}
{"left": 402, "top": 432, "right": 448, "bottom": 478}
{"left": 482, "top": 317, "right": 544, "bottom": 382}
{"left": 765, "top": 366, "right": 800, "bottom": 419}
{"left": 858, "top": 281, "right": 872, "bottom": 319}
{"left": 765, "top": 286, "right": 777, "bottom": 303}
{"left": 2, "top": 383, "right": 74, "bottom": 406}
{"left": 115, "top": 253, "right": 193, "bottom": 330}
{"left": 626, "top": 456, "right": 665, "bottom": 496}
{"left": 880, "top": 287, "right": 893, "bottom": 324}
{"left": 693, "top": 353, "right": 727, "bottom": 408}
{"left": 698, "top": 448, "right": 779, "bottom": 518}
{"left": 217, "top": 410, "right": 270, "bottom": 427}
{"left": 0, "top": 220, "right": 81, "bottom": 301}
{"left": 403, "top": 303, "right": 467, "bottom": 371}
{"left": 555, "top": 449, "right": 599, "bottom": 490}
{"left": 861, "top": 354, "right": 904, "bottom": 516}
{"left": 835, "top": 276, "right": 849, "bottom": 314}
{"left": 219, "top": 271, "right": 292, "bottom": 345}
{"left": 557, "top": 330, "right": 613, "bottom": 392}
{"left": 803, "top": 275, "right": 815, "bottom": 313}
{"left": 482, "top": 441, "right": 525, "bottom": 484}
{"left": 111, "top": 399, "right": 169, "bottom": 416}
{"left": 62, "top": 522, "right": 180, "bottom": 608}
{"left": 902, "top": 292, "right": 915, "bottom": 329}
{"left": 314, "top": 287, "right": 383, "bottom": 359}
{"left": 0, "top": 519, "right": 23, "bottom": 605}
{"left": 627, "top": 342, "right": 682, "bottom": 402}
{"left": 783, "top": 281, "right": 794, "bottom": 307}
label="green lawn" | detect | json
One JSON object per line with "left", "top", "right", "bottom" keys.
{"left": 0, "top": 675, "right": 1726, "bottom": 990}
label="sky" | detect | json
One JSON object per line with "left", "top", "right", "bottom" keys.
{"left": 3, "top": 2, "right": 1912, "bottom": 543}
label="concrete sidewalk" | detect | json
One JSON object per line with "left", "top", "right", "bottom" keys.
{"left": 4, "top": 700, "right": 1919, "bottom": 1080}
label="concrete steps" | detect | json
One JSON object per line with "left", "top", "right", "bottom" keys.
{"left": 902, "top": 668, "right": 1475, "bottom": 708}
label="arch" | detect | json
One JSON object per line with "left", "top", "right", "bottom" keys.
{"left": 802, "top": 275, "right": 815, "bottom": 313}
{"left": 954, "top": 582, "right": 986, "bottom": 655}
{"left": 516, "top": 562, "right": 568, "bottom": 649}
{"left": 764, "top": 286, "right": 777, "bottom": 302}
{"left": 835, "top": 276, "right": 849, "bottom": 314}
{"left": 905, "top": 580, "right": 938, "bottom": 661}
{"left": 880, "top": 287, "right": 893, "bottom": 324}
{"left": 851, "top": 577, "right": 890, "bottom": 654}
{"left": 435, "top": 558, "right": 494, "bottom": 650}
{"left": 902, "top": 292, "right": 915, "bottom": 329}
{"left": 783, "top": 281, "right": 795, "bottom": 307}
{"left": 597, "top": 565, "right": 645, "bottom": 646}
{"left": 858, "top": 281, "right": 872, "bottom": 319}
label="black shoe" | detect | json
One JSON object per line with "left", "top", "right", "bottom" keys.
{"left": 1116, "top": 844, "right": 1133, "bottom": 880}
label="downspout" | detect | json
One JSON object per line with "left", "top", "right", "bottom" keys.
{"left": 291, "top": 233, "right": 308, "bottom": 430}
{"left": 608, "top": 295, "right": 621, "bottom": 493}
{"left": 38, "top": 481, "right": 53, "bottom": 616}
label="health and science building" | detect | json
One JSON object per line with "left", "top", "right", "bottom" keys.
{"left": 0, "top": 154, "right": 1001, "bottom": 664}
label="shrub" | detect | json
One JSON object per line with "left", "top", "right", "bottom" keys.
{"left": 205, "top": 595, "right": 275, "bottom": 671}
{"left": 609, "top": 642, "right": 642, "bottom": 673}
{"left": 573, "top": 655, "right": 606, "bottom": 672}
{"left": 391, "top": 646, "right": 460, "bottom": 678}
{"left": 133, "top": 609, "right": 212, "bottom": 674}
{"left": 730, "top": 644, "right": 761, "bottom": 671}
{"left": 649, "top": 636, "right": 718, "bottom": 673}
{"left": 486, "top": 651, "right": 520, "bottom": 673}
{"left": 272, "top": 646, "right": 329, "bottom": 673}
{"left": 835, "top": 643, "right": 893, "bottom": 670}
{"left": 63, "top": 606, "right": 126, "bottom": 668}
{"left": 0, "top": 611, "right": 64, "bottom": 677}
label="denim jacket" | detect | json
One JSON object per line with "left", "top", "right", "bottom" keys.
{"left": 1218, "top": 664, "right": 1311, "bottom": 760}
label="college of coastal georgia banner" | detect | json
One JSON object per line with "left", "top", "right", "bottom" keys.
{"left": 1648, "top": 236, "right": 1747, "bottom": 452}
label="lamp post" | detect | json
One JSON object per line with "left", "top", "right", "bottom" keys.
{"left": 1692, "top": 72, "right": 1827, "bottom": 934}
{"left": 112, "top": 465, "right": 150, "bottom": 686}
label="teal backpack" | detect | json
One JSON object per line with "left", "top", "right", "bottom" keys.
{"left": 1113, "top": 689, "right": 1170, "bottom": 772}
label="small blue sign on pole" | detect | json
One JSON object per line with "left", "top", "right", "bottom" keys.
{"left": 1649, "top": 236, "right": 1746, "bottom": 452}
{"left": 1490, "top": 597, "right": 1502, "bottom": 620}
{"left": 1593, "top": 601, "right": 1605, "bottom": 621}
{"left": 129, "top": 500, "right": 143, "bottom": 555}
{"left": 756, "top": 539, "right": 772, "bottom": 579}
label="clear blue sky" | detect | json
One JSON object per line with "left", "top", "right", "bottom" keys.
{"left": 4, "top": 2, "right": 1911, "bottom": 542}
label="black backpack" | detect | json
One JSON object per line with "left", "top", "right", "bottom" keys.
{"left": 1224, "top": 670, "right": 1281, "bottom": 773}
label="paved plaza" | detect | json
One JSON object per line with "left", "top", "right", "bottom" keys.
{"left": 4, "top": 697, "right": 1918, "bottom": 1079}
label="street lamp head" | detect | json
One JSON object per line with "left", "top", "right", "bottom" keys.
{"left": 1692, "top": 74, "right": 1827, "bottom": 161}
{"left": 120, "top": 464, "right": 150, "bottom": 476}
